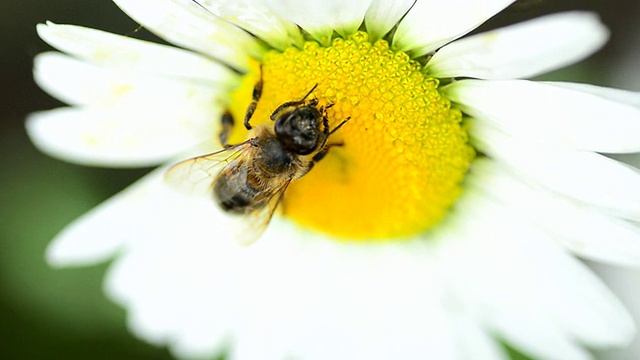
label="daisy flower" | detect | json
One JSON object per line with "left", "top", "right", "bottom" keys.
{"left": 28, "top": 0, "right": 640, "bottom": 359}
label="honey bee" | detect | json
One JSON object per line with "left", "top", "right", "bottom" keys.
{"left": 166, "top": 73, "right": 350, "bottom": 244}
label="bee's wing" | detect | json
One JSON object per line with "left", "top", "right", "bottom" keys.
{"left": 164, "top": 140, "right": 254, "bottom": 195}
{"left": 232, "top": 179, "right": 291, "bottom": 246}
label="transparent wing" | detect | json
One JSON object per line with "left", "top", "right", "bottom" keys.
{"left": 231, "top": 179, "right": 291, "bottom": 246}
{"left": 164, "top": 140, "right": 254, "bottom": 195}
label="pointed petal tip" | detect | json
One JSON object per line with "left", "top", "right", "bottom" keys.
{"left": 45, "top": 238, "right": 83, "bottom": 268}
{"left": 44, "top": 232, "right": 107, "bottom": 268}
{"left": 45, "top": 240, "right": 67, "bottom": 268}
{"left": 36, "top": 21, "right": 63, "bottom": 40}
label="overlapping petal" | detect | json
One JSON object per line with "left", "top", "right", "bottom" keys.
{"left": 113, "top": 0, "right": 264, "bottom": 71}
{"left": 364, "top": 0, "right": 415, "bottom": 42}
{"left": 28, "top": 52, "right": 223, "bottom": 167}
{"left": 438, "top": 180, "right": 636, "bottom": 359}
{"left": 36, "top": 22, "right": 233, "bottom": 82}
{"left": 393, "top": 0, "right": 516, "bottom": 55}
{"left": 427, "top": 12, "right": 609, "bottom": 79}
{"left": 444, "top": 79, "right": 640, "bottom": 153}
{"left": 470, "top": 122, "right": 640, "bottom": 221}
{"left": 33, "top": 52, "right": 227, "bottom": 108}
{"left": 105, "top": 209, "right": 461, "bottom": 359}
{"left": 264, "top": 0, "right": 373, "bottom": 45}
{"left": 545, "top": 82, "right": 640, "bottom": 108}
{"left": 195, "top": 0, "right": 304, "bottom": 50}
{"left": 473, "top": 159, "right": 640, "bottom": 267}
{"left": 450, "top": 316, "right": 508, "bottom": 360}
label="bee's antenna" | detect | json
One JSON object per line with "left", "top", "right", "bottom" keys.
{"left": 270, "top": 83, "right": 320, "bottom": 122}
{"left": 301, "top": 83, "right": 319, "bottom": 101}
{"left": 329, "top": 117, "right": 351, "bottom": 135}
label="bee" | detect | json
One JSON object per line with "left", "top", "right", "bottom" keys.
{"left": 166, "top": 72, "right": 350, "bottom": 244}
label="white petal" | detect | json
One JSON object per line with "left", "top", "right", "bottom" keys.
{"left": 444, "top": 79, "right": 640, "bottom": 153}
{"left": 34, "top": 52, "right": 227, "bottom": 108}
{"left": 195, "top": 0, "right": 303, "bottom": 50}
{"left": 106, "top": 207, "right": 460, "bottom": 359}
{"left": 393, "top": 0, "right": 516, "bottom": 55}
{"left": 100, "top": 175, "right": 233, "bottom": 355}
{"left": 106, "top": 191, "right": 237, "bottom": 354}
{"left": 427, "top": 12, "right": 609, "bottom": 79}
{"left": 265, "top": 0, "right": 373, "bottom": 45}
{"left": 45, "top": 169, "right": 172, "bottom": 266}
{"left": 26, "top": 103, "right": 220, "bottom": 167}
{"left": 451, "top": 315, "right": 508, "bottom": 360}
{"left": 545, "top": 81, "right": 640, "bottom": 108}
{"left": 438, "top": 184, "right": 635, "bottom": 357}
{"left": 589, "top": 264, "right": 640, "bottom": 359}
{"left": 472, "top": 159, "right": 640, "bottom": 267}
{"left": 36, "top": 22, "right": 232, "bottom": 82}
{"left": 227, "top": 226, "right": 457, "bottom": 359}
{"left": 493, "top": 316, "right": 591, "bottom": 360}
{"left": 113, "top": 0, "right": 264, "bottom": 71}
{"left": 364, "top": 0, "right": 415, "bottom": 41}
{"left": 471, "top": 123, "right": 640, "bottom": 221}
{"left": 30, "top": 51, "right": 224, "bottom": 167}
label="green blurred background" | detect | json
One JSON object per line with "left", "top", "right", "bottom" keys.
{"left": 1, "top": 1, "right": 639, "bottom": 359}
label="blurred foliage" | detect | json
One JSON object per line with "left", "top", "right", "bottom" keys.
{"left": 1, "top": 0, "right": 639, "bottom": 359}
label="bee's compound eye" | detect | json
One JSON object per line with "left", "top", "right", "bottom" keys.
{"left": 275, "top": 108, "right": 321, "bottom": 155}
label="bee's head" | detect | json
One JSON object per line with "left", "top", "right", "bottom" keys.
{"left": 274, "top": 105, "right": 324, "bottom": 155}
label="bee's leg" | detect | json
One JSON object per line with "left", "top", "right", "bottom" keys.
{"left": 270, "top": 84, "right": 319, "bottom": 122}
{"left": 313, "top": 112, "right": 331, "bottom": 150}
{"left": 219, "top": 110, "right": 235, "bottom": 147}
{"left": 303, "top": 142, "right": 344, "bottom": 175}
{"left": 313, "top": 143, "right": 343, "bottom": 162}
{"left": 322, "top": 113, "right": 330, "bottom": 136}
{"left": 243, "top": 65, "right": 264, "bottom": 130}
{"left": 318, "top": 115, "right": 350, "bottom": 149}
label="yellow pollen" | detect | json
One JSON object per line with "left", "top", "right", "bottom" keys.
{"left": 226, "top": 32, "right": 475, "bottom": 241}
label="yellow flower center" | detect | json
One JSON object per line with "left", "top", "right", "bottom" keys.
{"left": 225, "top": 32, "right": 474, "bottom": 241}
